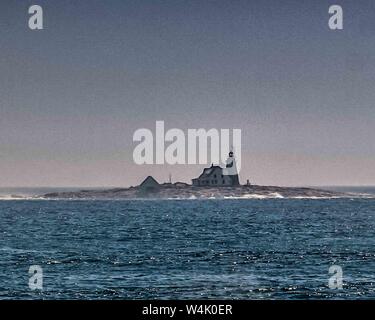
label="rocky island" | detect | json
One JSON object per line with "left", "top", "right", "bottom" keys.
{"left": 41, "top": 179, "right": 351, "bottom": 200}
{"left": 40, "top": 153, "right": 360, "bottom": 200}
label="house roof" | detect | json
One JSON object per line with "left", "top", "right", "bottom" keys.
{"left": 197, "top": 165, "right": 223, "bottom": 179}
{"left": 139, "top": 176, "right": 160, "bottom": 187}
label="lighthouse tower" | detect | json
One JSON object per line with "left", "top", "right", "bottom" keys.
{"left": 223, "top": 151, "right": 240, "bottom": 185}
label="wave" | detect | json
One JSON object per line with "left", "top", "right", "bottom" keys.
{"left": 0, "top": 195, "right": 36, "bottom": 200}
{"left": 3, "top": 193, "right": 375, "bottom": 201}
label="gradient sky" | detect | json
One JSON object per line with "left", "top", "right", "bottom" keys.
{"left": 0, "top": 0, "right": 374, "bottom": 187}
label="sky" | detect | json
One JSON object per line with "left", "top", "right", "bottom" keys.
{"left": 0, "top": 0, "right": 374, "bottom": 187}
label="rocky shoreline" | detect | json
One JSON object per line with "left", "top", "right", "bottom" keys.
{"left": 40, "top": 184, "right": 363, "bottom": 200}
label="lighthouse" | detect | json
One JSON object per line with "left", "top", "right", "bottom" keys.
{"left": 191, "top": 150, "right": 241, "bottom": 187}
{"left": 223, "top": 151, "right": 240, "bottom": 185}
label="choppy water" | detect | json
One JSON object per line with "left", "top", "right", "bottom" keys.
{"left": 0, "top": 198, "right": 374, "bottom": 300}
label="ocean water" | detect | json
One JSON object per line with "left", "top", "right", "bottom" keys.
{"left": 0, "top": 197, "right": 375, "bottom": 300}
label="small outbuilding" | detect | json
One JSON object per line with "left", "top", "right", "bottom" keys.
{"left": 139, "top": 176, "right": 160, "bottom": 193}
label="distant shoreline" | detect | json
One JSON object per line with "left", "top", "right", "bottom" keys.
{"left": 37, "top": 184, "right": 375, "bottom": 200}
{"left": 1, "top": 185, "right": 375, "bottom": 200}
